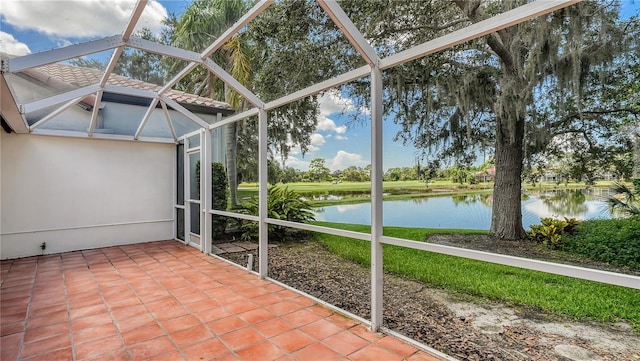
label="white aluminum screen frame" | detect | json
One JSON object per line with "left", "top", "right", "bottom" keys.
{"left": 5, "top": 0, "right": 638, "bottom": 340}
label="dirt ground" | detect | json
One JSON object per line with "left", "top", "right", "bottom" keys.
{"left": 220, "top": 235, "right": 640, "bottom": 361}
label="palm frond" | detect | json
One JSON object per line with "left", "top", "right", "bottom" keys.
{"left": 606, "top": 182, "right": 640, "bottom": 216}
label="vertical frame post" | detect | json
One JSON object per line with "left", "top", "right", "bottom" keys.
{"left": 183, "top": 137, "right": 191, "bottom": 244}
{"left": 203, "top": 129, "right": 212, "bottom": 254}
{"left": 370, "top": 65, "right": 384, "bottom": 331}
{"left": 173, "top": 141, "right": 178, "bottom": 240}
{"left": 258, "top": 108, "right": 269, "bottom": 277}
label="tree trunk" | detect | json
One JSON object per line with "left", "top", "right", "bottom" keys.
{"left": 634, "top": 132, "right": 640, "bottom": 179}
{"left": 490, "top": 115, "right": 527, "bottom": 240}
{"left": 226, "top": 122, "right": 238, "bottom": 207}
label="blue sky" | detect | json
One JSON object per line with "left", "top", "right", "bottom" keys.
{"left": 2, "top": 0, "right": 637, "bottom": 171}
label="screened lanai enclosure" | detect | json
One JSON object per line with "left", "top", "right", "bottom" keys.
{"left": 1, "top": 0, "right": 639, "bottom": 359}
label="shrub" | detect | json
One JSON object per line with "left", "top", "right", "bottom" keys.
{"left": 211, "top": 162, "right": 228, "bottom": 237}
{"left": 563, "top": 218, "right": 640, "bottom": 270}
{"left": 238, "top": 186, "right": 315, "bottom": 241}
{"left": 529, "top": 217, "right": 580, "bottom": 249}
{"left": 196, "top": 162, "right": 229, "bottom": 238}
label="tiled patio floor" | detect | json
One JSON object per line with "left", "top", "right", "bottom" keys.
{"left": 1, "top": 240, "right": 443, "bottom": 361}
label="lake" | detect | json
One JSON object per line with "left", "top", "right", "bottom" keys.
{"left": 313, "top": 189, "right": 614, "bottom": 230}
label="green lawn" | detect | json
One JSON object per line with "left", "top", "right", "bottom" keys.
{"left": 238, "top": 180, "right": 616, "bottom": 206}
{"left": 312, "top": 221, "right": 640, "bottom": 331}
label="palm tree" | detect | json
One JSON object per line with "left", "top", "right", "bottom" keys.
{"left": 607, "top": 180, "right": 640, "bottom": 216}
{"left": 173, "top": 0, "right": 252, "bottom": 207}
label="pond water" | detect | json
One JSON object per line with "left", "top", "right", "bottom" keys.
{"left": 313, "top": 188, "right": 614, "bottom": 230}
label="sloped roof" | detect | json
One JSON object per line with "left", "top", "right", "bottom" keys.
{"left": 29, "top": 62, "right": 232, "bottom": 111}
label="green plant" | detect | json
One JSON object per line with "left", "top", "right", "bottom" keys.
{"left": 529, "top": 217, "right": 580, "bottom": 249}
{"left": 314, "top": 222, "right": 640, "bottom": 330}
{"left": 564, "top": 218, "right": 640, "bottom": 269}
{"left": 196, "top": 161, "right": 229, "bottom": 238}
{"left": 211, "top": 162, "right": 228, "bottom": 237}
{"left": 238, "top": 186, "right": 315, "bottom": 241}
{"left": 606, "top": 180, "right": 640, "bottom": 216}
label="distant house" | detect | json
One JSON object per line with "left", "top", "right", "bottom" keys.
{"left": 474, "top": 166, "right": 496, "bottom": 182}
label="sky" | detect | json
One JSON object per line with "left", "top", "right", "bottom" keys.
{"left": 1, "top": 0, "right": 638, "bottom": 172}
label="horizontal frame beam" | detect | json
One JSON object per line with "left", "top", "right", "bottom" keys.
{"left": 266, "top": 218, "right": 371, "bottom": 241}
{"left": 30, "top": 128, "right": 175, "bottom": 143}
{"left": 209, "top": 209, "right": 259, "bottom": 222}
{"left": 3, "top": 35, "right": 123, "bottom": 73}
{"left": 209, "top": 108, "right": 260, "bottom": 130}
{"left": 381, "top": 236, "right": 640, "bottom": 289}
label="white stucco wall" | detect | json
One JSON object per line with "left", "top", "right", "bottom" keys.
{"left": 0, "top": 132, "right": 175, "bottom": 259}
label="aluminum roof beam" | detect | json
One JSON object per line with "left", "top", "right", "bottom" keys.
{"left": 134, "top": 98, "right": 160, "bottom": 140}
{"left": 380, "top": 0, "right": 580, "bottom": 70}
{"left": 30, "top": 128, "right": 175, "bottom": 143}
{"left": 122, "top": 0, "right": 148, "bottom": 42}
{"left": 159, "top": 63, "right": 198, "bottom": 94}
{"left": 160, "top": 95, "right": 210, "bottom": 129}
{"left": 203, "top": 59, "right": 264, "bottom": 108}
{"left": 29, "top": 96, "right": 84, "bottom": 131}
{"left": 200, "top": 0, "right": 274, "bottom": 59}
{"left": 318, "top": 0, "right": 380, "bottom": 66}
{"left": 87, "top": 90, "right": 103, "bottom": 137}
{"left": 21, "top": 85, "right": 101, "bottom": 114}
{"left": 3, "top": 36, "right": 124, "bottom": 73}
{"left": 265, "top": 65, "right": 371, "bottom": 111}
{"left": 127, "top": 37, "right": 202, "bottom": 62}
{"left": 0, "top": 74, "right": 28, "bottom": 133}
{"left": 160, "top": 101, "right": 178, "bottom": 141}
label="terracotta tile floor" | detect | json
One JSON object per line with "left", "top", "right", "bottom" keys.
{"left": 1, "top": 240, "right": 444, "bottom": 361}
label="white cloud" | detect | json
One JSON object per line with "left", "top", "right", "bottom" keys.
{"left": 0, "top": 31, "right": 31, "bottom": 56}
{"left": 319, "top": 89, "right": 365, "bottom": 115}
{"left": 317, "top": 117, "right": 347, "bottom": 134}
{"left": 330, "top": 150, "right": 369, "bottom": 171}
{"left": 335, "top": 135, "right": 348, "bottom": 141}
{"left": 315, "top": 89, "right": 364, "bottom": 136}
{"left": 0, "top": 0, "right": 168, "bottom": 38}
{"left": 283, "top": 156, "right": 311, "bottom": 171}
{"left": 310, "top": 133, "right": 325, "bottom": 146}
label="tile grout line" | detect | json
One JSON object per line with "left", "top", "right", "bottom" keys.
{"left": 115, "top": 243, "right": 199, "bottom": 360}
{"left": 165, "top": 243, "right": 293, "bottom": 359}
{"left": 17, "top": 257, "right": 39, "bottom": 361}
{"left": 61, "top": 253, "right": 79, "bottom": 361}
{"left": 94, "top": 246, "right": 136, "bottom": 361}
{"left": 109, "top": 244, "right": 180, "bottom": 360}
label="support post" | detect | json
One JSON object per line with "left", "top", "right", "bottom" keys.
{"left": 203, "top": 129, "right": 212, "bottom": 254}
{"left": 183, "top": 137, "right": 191, "bottom": 244}
{"left": 370, "top": 65, "right": 384, "bottom": 331}
{"left": 258, "top": 108, "right": 269, "bottom": 278}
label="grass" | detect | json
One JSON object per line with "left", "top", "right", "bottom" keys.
{"left": 312, "top": 221, "right": 640, "bottom": 331}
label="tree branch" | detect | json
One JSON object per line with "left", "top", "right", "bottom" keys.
{"left": 548, "top": 108, "right": 640, "bottom": 129}
{"left": 451, "top": 0, "right": 516, "bottom": 75}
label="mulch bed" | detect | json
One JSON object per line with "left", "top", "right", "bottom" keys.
{"left": 219, "top": 237, "right": 637, "bottom": 360}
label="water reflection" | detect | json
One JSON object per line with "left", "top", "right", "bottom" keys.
{"left": 314, "top": 189, "right": 613, "bottom": 230}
